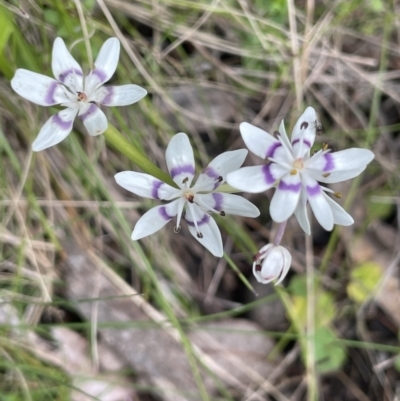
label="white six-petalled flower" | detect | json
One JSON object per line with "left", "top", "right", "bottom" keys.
{"left": 227, "top": 107, "right": 375, "bottom": 234}
{"left": 115, "top": 133, "right": 260, "bottom": 257}
{"left": 11, "top": 37, "right": 147, "bottom": 151}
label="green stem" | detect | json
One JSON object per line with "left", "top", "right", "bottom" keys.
{"left": 104, "top": 124, "right": 176, "bottom": 187}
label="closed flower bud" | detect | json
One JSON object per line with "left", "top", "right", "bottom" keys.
{"left": 253, "top": 244, "right": 292, "bottom": 285}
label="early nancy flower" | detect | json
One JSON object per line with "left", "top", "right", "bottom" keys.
{"left": 253, "top": 244, "right": 292, "bottom": 285}
{"left": 115, "top": 133, "right": 260, "bottom": 257}
{"left": 11, "top": 37, "right": 147, "bottom": 151}
{"left": 227, "top": 107, "right": 375, "bottom": 234}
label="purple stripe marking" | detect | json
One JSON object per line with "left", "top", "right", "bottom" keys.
{"left": 265, "top": 142, "right": 282, "bottom": 158}
{"left": 306, "top": 184, "right": 321, "bottom": 197}
{"left": 58, "top": 68, "right": 82, "bottom": 84}
{"left": 79, "top": 103, "right": 97, "bottom": 121}
{"left": 262, "top": 163, "right": 276, "bottom": 185}
{"left": 170, "top": 164, "right": 195, "bottom": 179}
{"left": 151, "top": 181, "right": 163, "bottom": 199}
{"left": 186, "top": 213, "right": 210, "bottom": 227}
{"left": 323, "top": 153, "right": 334, "bottom": 172}
{"left": 278, "top": 180, "right": 301, "bottom": 192}
{"left": 45, "top": 81, "right": 60, "bottom": 105}
{"left": 92, "top": 69, "right": 107, "bottom": 83}
{"left": 53, "top": 113, "right": 73, "bottom": 130}
{"left": 159, "top": 206, "right": 174, "bottom": 221}
{"left": 212, "top": 193, "right": 223, "bottom": 211}
{"left": 292, "top": 138, "right": 311, "bottom": 148}
{"left": 202, "top": 166, "right": 219, "bottom": 178}
{"left": 101, "top": 87, "right": 114, "bottom": 105}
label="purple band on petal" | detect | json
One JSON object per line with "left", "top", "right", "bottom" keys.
{"left": 79, "top": 103, "right": 97, "bottom": 121}
{"left": 306, "top": 184, "right": 321, "bottom": 197}
{"left": 101, "top": 87, "right": 114, "bottom": 105}
{"left": 151, "top": 181, "right": 163, "bottom": 199}
{"left": 59, "top": 68, "right": 82, "bottom": 84}
{"left": 292, "top": 138, "right": 311, "bottom": 148}
{"left": 92, "top": 69, "right": 107, "bottom": 83}
{"left": 45, "top": 81, "right": 60, "bottom": 105}
{"left": 278, "top": 180, "right": 301, "bottom": 192}
{"left": 159, "top": 206, "right": 174, "bottom": 221}
{"left": 262, "top": 163, "right": 276, "bottom": 185}
{"left": 170, "top": 164, "right": 195, "bottom": 179}
{"left": 323, "top": 153, "right": 335, "bottom": 172}
{"left": 212, "top": 193, "right": 223, "bottom": 211}
{"left": 53, "top": 113, "right": 73, "bottom": 130}
{"left": 202, "top": 166, "right": 219, "bottom": 178}
{"left": 186, "top": 213, "right": 210, "bottom": 227}
{"left": 265, "top": 142, "right": 282, "bottom": 158}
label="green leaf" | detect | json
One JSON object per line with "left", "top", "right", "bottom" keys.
{"left": 104, "top": 124, "right": 176, "bottom": 187}
{"left": 315, "top": 326, "right": 347, "bottom": 373}
{"left": 347, "top": 262, "right": 382, "bottom": 304}
{"left": 0, "top": 6, "right": 15, "bottom": 77}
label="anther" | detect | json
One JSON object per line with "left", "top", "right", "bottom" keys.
{"left": 220, "top": 211, "right": 226, "bottom": 217}
{"left": 255, "top": 264, "right": 262, "bottom": 272}
{"left": 174, "top": 226, "right": 181, "bottom": 233}
{"left": 217, "top": 176, "right": 223, "bottom": 182}
{"left": 182, "top": 177, "right": 189, "bottom": 184}
{"left": 314, "top": 120, "right": 323, "bottom": 135}
{"left": 322, "top": 143, "right": 329, "bottom": 151}
{"left": 197, "top": 232, "right": 203, "bottom": 238}
{"left": 273, "top": 130, "right": 280, "bottom": 139}
{"left": 322, "top": 173, "right": 331, "bottom": 178}
{"left": 334, "top": 192, "right": 342, "bottom": 198}
{"left": 187, "top": 194, "right": 194, "bottom": 203}
{"left": 290, "top": 169, "right": 298, "bottom": 175}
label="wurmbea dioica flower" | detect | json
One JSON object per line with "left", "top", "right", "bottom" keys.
{"left": 115, "top": 133, "right": 260, "bottom": 257}
{"left": 227, "top": 107, "right": 374, "bottom": 234}
{"left": 253, "top": 244, "right": 292, "bottom": 285}
{"left": 11, "top": 37, "right": 147, "bottom": 151}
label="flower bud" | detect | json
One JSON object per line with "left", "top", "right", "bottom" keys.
{"left": 253, "top": 244, "right": 292, "bottom": 285}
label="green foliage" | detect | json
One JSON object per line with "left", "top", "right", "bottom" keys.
{"left": 347, "top": 262, "right": 382, "bottom": 304}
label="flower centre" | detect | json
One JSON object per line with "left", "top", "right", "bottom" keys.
{"left": 77, "top": 91, "right": 88, "bottom": 102}
{"left": 290, "top": 158, "right": 304, "bottom": 175}
{"left": 184, "top": 191, "right": 195, "bottom": 203}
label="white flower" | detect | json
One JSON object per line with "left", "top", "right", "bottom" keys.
{"left": 227, "top": 107, "right": 375, "bottom": 234}
{"left": 115, "top": 133, "right": 260, "bottom": 257}
{"left": 253, "top": 244, "right": 292, "bottom": 285}
{"left": 11, "top": 37, "right": 147, "bottom": 151}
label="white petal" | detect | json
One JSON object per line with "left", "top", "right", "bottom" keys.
{"left": 51, "top": 37, "right": 83, "bottom": 91}
{"left": 290, "top": 107, "right": 317, "bottom": 156}
{"left": 115, "top": 171, "right": 178, "bottom": 199}
{"left": 294, "top": 189, "right": 311, "bottom": 235}
{"left": 78, "top": 103, "right": 108, "bottom": 136}
{"left": 11, "top": 69, "right": 68, "bottom": 106}
{"left": 196, "top": 193, "right": 260, "bottom": 217}
{"left": 185, "top": 204, "right": 223, "bottom": 257}
{"left": 226, "top": 164, "right": 287, "bottom": 193}
{"left": 275, "top": 246, "right": 292, "bottom": 285}
{"left": 193, "top": 149, "right": 248, "bottom": 191}
{"left": 132, "top": 200, "right": 180, "bottom": 240}
{"left": 94, "top": 84, "right": 147, "bottom": 106}
{"left": 165, "top": 133, "right": 195, "bottom": 187}
{"left": 85, "top": 38, "right": 120, "bottom": 93}
{"left": 32, "top": 108, "right": 77, "bottom": 151}
{"left": 240, "top": 122, "right": 281, "bottom": 159}
{"left": 270, "top": 174, "right": 301, "bottom": 222}
{"left": 302, "top": 175, "right": 334, "bottom": 231}
{"left": 323, "top": 193, "right": 354, "bottom": 226}
{"left": 278, "top": 120, "right": 292, "bottom": 150}
{"left": 307, "top": 148, "right": 374, "bottom": 183}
